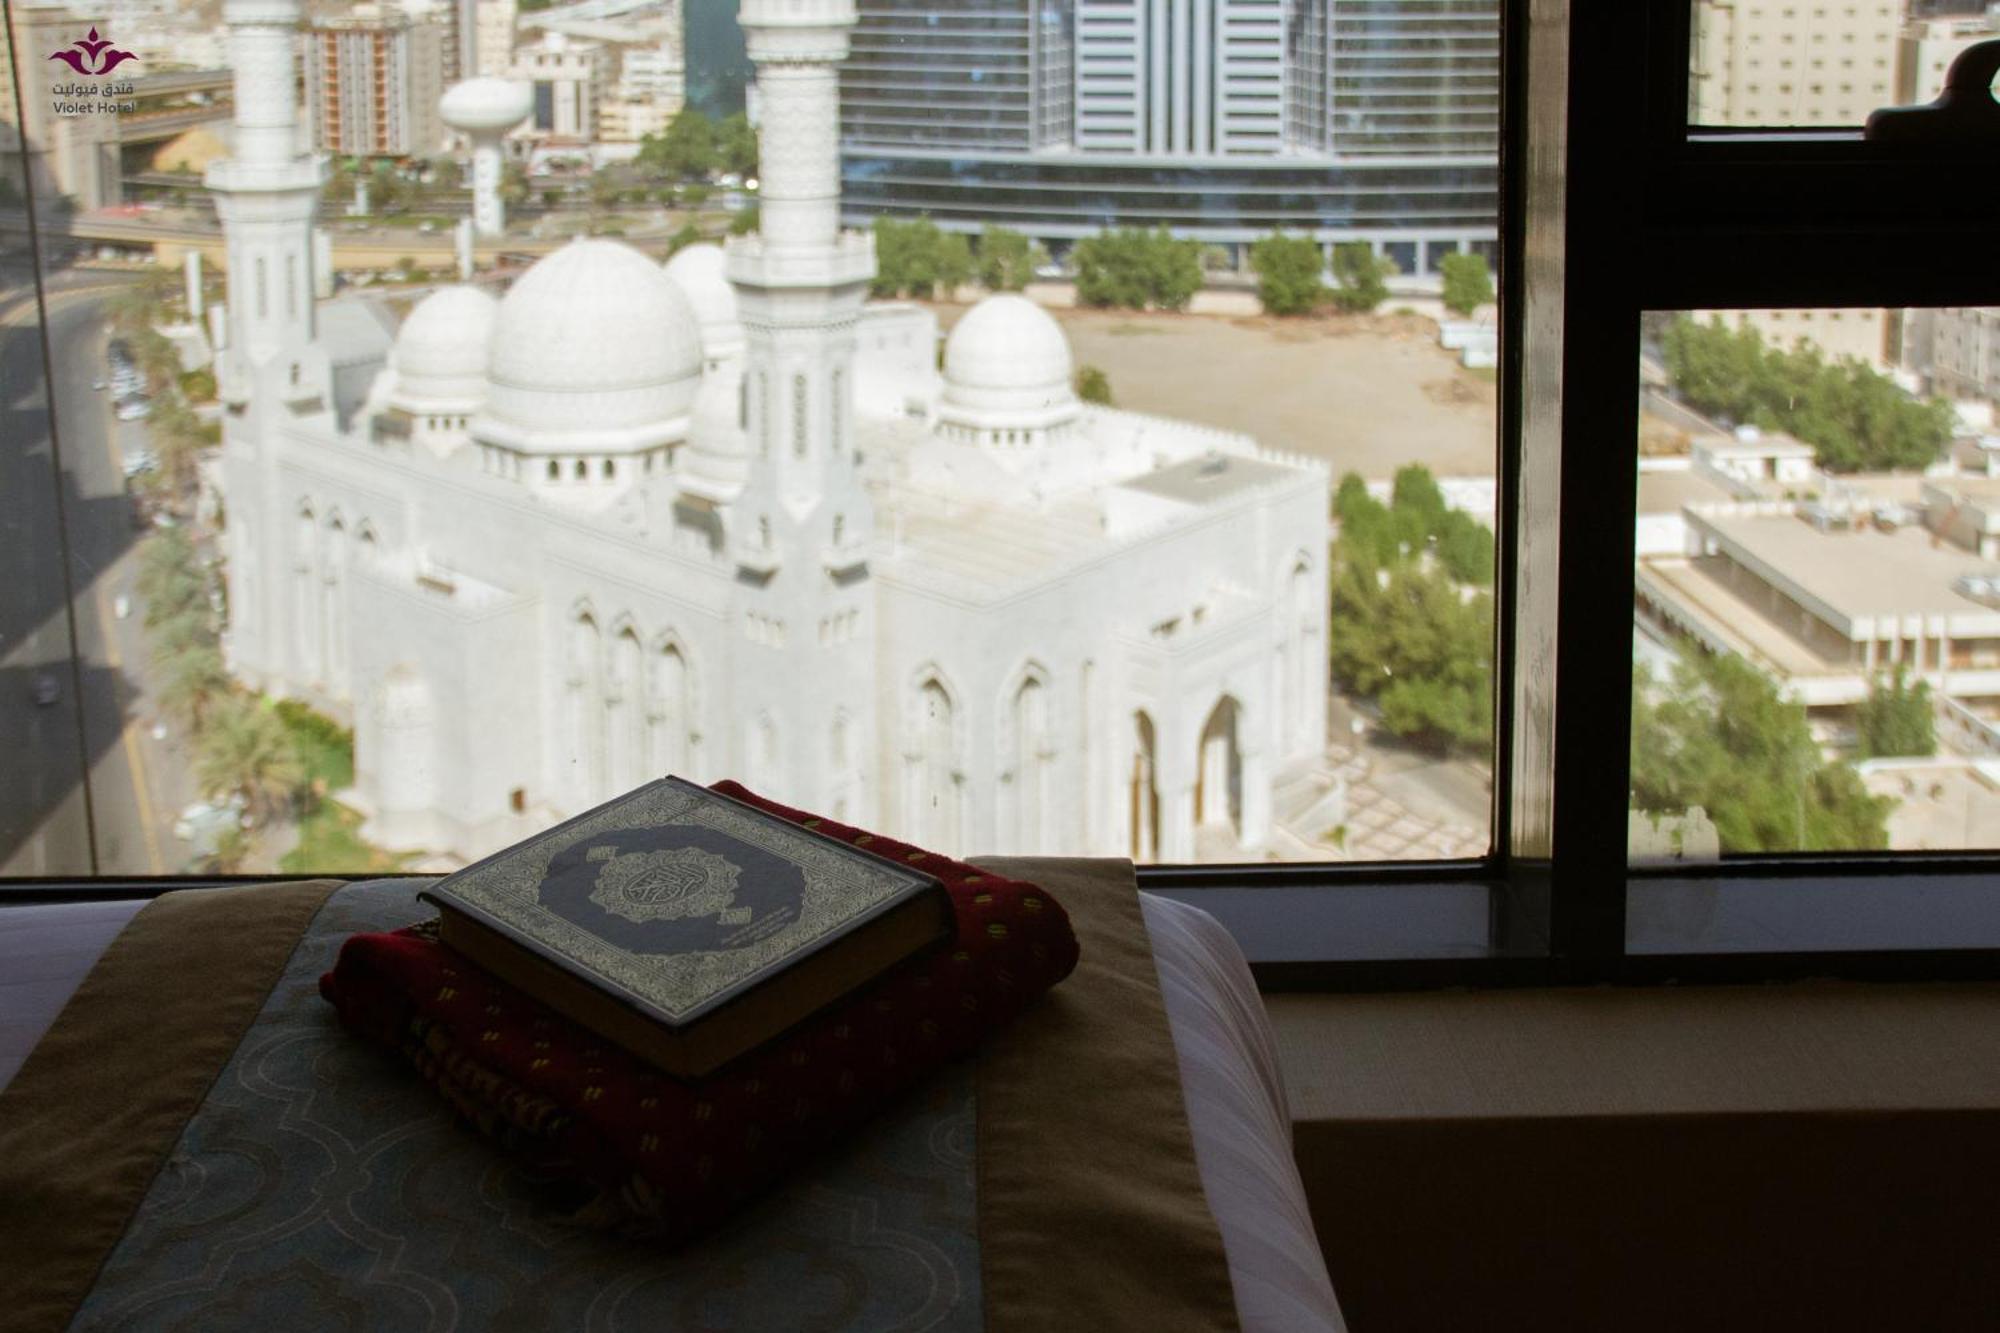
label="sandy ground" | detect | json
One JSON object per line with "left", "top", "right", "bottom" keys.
{"left": 935, "top": 301, "right": 1500, "bottom": 481}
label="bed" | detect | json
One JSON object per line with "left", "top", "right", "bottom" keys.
{"left": 0, "top": 861, "right": 1343, "bottom": 1332}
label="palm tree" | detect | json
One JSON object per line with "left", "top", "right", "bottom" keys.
{"left": 203, "top": 823, "right": 253, "bottom": 874}
{"left": 132, "top": 328, "right": 182, "bottom": 396}
{"left": 147, "top": 392, "right": 208, "bottom": 503}
{"left": 104, "top": 269, "right": 177, "bottom": 336}
{"left": 148, "top": 604, "right": 217, "bottom": 664}
{"left": 158, "top": 642, "right": 228, "bottom": 733}
{"left": 195, "top": 697, "right": 304, "bottom": 826}
{"left": 137, "top": 529, "right": 206, "bottom": 625}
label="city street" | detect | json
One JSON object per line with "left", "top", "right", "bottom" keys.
{"left": 1, "top": 274, "right": 193, "bottom": 877}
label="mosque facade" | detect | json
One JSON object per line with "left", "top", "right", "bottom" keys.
{"left": 207, "top": 0, "right": 1330, "bottom": 865}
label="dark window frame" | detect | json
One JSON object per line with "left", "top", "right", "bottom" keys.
{"left": 9, "top": 0, "right": 2000, "bottom": 994}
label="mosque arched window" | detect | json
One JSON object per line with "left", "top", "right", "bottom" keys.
{"left": 547, "top": 459, "right": 559, "bottom": 480}
{"left": 793, "top": 374, "right": 809, "bottom": 458}
{"left": 603, "top": 458, "right": 615, "bottom": 479}
{"left": 255, "top": 258, "right": 268, "bottom": 319}
{"left": 759, "top": 372, "right": 770, "bottom": 457}
{"left": 574, "top": 459, "right": 587, "bottom": 479}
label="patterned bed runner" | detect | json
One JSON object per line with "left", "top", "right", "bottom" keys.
{"left": 0, "top": 865, "right": 1235, "bottom": 1332}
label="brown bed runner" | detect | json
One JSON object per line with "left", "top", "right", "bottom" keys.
{"left": 0, "top": 864, "right": 1237, "bottom": 1333}
{"left": 0, "top": 880, "right": 341, "bottom": 1333}
{"left": 975, "top": 857, "right": 1239, "bottom": 1333}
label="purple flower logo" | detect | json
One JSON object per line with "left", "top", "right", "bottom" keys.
{"left": 49, "top": 27, "right": 137, "bottom": 76}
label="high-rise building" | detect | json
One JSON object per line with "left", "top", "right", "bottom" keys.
{"left": 1690, "top": 0, "right": 1901, "bottom": 126}
{"left": 839, "top": 0, "right": 1499, "bottom": 270}
{"left": 1687, "top": 1, "right": 1908, "bottom": 370}
{"left": 1897, "top": 5, "right": 2000, "bottom": 102}
{"left": 509, "top": 32, "right": 609, "bottom": 142}
{"left": 474, "top": 0, "right": 519, "bottom": 77}
{"left": 1286, "top": 0, "right": 1500, "bottom": 157}
{"left": 306, "top": 9, "right": 448, "bottom": 158}
{"left": 1070, "top": 0, "right": 1286, "bottom": 156}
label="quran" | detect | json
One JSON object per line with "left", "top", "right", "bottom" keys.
{"left": 419, "top": 777, "right": 952, "bottom": 1077}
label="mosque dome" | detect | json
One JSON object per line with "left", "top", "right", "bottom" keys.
{"left": 663, "top": 243, "right": 745, "bottom": 366}
{"left": 681, "top": 361, "right": 752, "bottom": 499}
{"left": 941, "top": 295, "right": 1077, "bottom": 428}
{"left": 389, "top": 285, "right": 497, "bottom": 412}
{"left": 477, "top": 238, "right": 704, "bottom": 453}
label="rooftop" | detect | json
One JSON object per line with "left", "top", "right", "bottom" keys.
{"left": 1120, "top": 452, "right": 1297, "bottom": 505}
{"left": 1636, "top": 467, "right": 1735, "bottom": 515}
{"left": 1696, "top": 509, "right": 2000, "bottom": 627}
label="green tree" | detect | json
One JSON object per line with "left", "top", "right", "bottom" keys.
{"left": 137, "top": 528, "right": 206, "bottom": 622}
{"left": 196, "top": 696, "right": 305, "bottom": 826}
{"left": 1631, "top": 649, "right": 1892, "bottom": 852}
{"left": 638, "top": 109, "right": 718, "bottom": 180}
{"left": 729, "top": 205, "right": 760, "bottom": 236}
{"left": 500, "top": 162, "right": 530, "bottom": 208}
{"left": 665, "top": 222, "right": 702, "bottom": 256}
{"left": 1248, "top": 231, "right": 1326, "bottom": 316}
{"left": 130, "top": 326, "right": 181, "bottom": 394}
{"left": 871, "top": 217, "right": 972, "bottom": 298}
{"left": 105, "top": 269, "right": 177, "bottom": 337}
{"left": 1328, "top": 242, "right": 1390, "bottom": 314}
{"left": 1075, "top": 365, "right": 1114, "bottom": 405}
{"left": 1855, "top": 665, "right": 1936, "bottom": 759}
{"left": 157, "top": 641, "right": 228, "bottom": 733}
{"left": 934, "top": 229, "right": 973, "bottom": 297}
{"left": 1329, "top": 559, "right": 1494, "bottom": 753}
{"left": 977, "top": 225, "right": 1044, "bottom": 292}
{"left": 718, "top": 112, "right": 759, "bottom": 179}
{"left": 1439, "top": 252, "right": 1495, "bottom": 316}
{"left": 1073, "top": 226, "right": 1202, "bottom": 311}
{"left": 1660, "top": 315, "right": 1952, "bottom": 472}
{"left": 147, "top": 390, "right": 208, "bottom": 500}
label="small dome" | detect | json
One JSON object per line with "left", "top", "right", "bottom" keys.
{"left": 682, "top": 361, "right": 751, "bottom": 499}
{"left": 941, "top": 295, "right": 1077, "bottom": 429}
{"left": 663, "top": 243, "right": 745, "bottom": 365}
{"left": 439, "top": 78, "right": 533, "bottom": 134}
{"left": 390, "top": 285, "right": 497, "bottom": 412}
{"left": 477, "top": 238, "right": 704, "bottom": 453}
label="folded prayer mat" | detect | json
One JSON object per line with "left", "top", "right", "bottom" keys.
{"left": 320, "top": 780, "right": 1081, "bottom": 1242}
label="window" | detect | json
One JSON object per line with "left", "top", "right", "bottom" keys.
{"left": 8, "top": 0, "right": 1995, "bottom": 991}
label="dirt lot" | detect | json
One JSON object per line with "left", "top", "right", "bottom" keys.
{"left": 935, "top": 303, "right": 1500, "bottom": 481}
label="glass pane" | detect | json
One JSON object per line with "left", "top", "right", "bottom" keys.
{"left": 45, "top": 0, "right": 1498, "bottom": 877}
{"left": 1633, "top": 306, "right": 2000, "bottom": 859}
{"left": 2, "top": 9, "right": 97, "bottom": 876}
{"left": 1689, "top": 0, "right": 1998, "bottom": 129}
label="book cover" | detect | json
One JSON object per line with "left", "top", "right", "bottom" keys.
{"left": 419, "top": 777, "right": 947, "bottom": 1031}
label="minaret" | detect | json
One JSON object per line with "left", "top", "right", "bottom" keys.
{"left": 726, "top": 0, "right": 880, "bottom": 825}
{"left": 205, "top": 0, "right": 325, "bottom": 404}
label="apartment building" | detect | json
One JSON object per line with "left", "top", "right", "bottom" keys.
{"left": 305, "top": 9, "right": 447, "bottom": 158}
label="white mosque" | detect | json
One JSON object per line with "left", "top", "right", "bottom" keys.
{"left": 205, "top": 0, "right": 1329, "bottom": 865}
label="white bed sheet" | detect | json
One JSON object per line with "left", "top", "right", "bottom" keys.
{"left": 1140, "top": 890, "right": 1348, "bottom": 1333}
{"left": 0, "top": 891, "right": 1344, "bottom": 1331}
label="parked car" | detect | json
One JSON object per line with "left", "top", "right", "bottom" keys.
{"left": 121, "top": 449, "right": 157, "bottom": 478}
{"left": 115, "top": 398, "right": 152, "bottom": 421}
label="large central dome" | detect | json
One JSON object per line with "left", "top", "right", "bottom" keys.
{"left": 477, "top": 238, "right": 704, "bottom": 453}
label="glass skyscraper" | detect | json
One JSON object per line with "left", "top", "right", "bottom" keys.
{"left": 839, "top": 0, "right": 1499, "bottom": 270}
